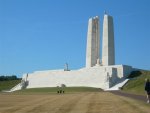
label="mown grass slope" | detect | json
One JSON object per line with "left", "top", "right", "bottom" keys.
{"left": 15, "top": 87, "right": 103, "bottom": 94}
{"left": 0, "top": 80, "right": 21, "bottom": 91}
{"left": 122, "top": 70, "right": 150, "bottom": 95}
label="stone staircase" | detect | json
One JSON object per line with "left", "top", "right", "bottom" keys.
{"left": 105, "top": 79, "right": 129, "bottom": 91}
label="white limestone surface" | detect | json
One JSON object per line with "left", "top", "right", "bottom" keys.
{"left": 86, "top": 16, "right": 100, "bottom": 68}
{"left": 105, "top": 79, "right": 129, "bottom": 91}
{"left": 102, "top": 14, "right": 115, "bottom": 66}
{"left": 25, "top": 67, "right": 108, "bottom": 89}
{"left": 9, "top": 65, "right": 132, "bottom": 92}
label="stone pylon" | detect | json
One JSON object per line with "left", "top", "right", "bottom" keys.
{"left": 102, "top": 14, "right": 115, "bottom": 66}
{"left": 86, "top": 16, "right": 100, "bottom": 68}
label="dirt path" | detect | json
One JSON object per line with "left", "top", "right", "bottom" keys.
{"left": 110, "top": 91, "right": 147, "bottom": 102}
{"left": 0, "top": 92, "right": 149, "bottom": 113}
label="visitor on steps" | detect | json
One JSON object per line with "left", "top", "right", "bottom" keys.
{"left": 145, "top": 78, "right": 150, "bottom": 103}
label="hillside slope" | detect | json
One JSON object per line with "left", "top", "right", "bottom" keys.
{"left": 0, "top": 80, "right": 21, "bottom": 91}
{"left": 122, "top": 70, "right": 150, "bottom": 95}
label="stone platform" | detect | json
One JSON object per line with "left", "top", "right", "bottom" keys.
{"left": 10, "top": 65, "right": 132, "bottom": 92}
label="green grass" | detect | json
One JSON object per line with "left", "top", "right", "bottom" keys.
{"left": 0, "top": 80, "right": 21, "bottom": 91}
{"left": 15, "top": 87, "right": 102, "bottom": 94}
{"left": 122, "top": 70, "right": 150, "bottom": 95}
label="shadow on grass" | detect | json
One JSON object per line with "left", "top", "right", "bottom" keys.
{"left": 127, "top": 71, "right": 142, "bottom": 78}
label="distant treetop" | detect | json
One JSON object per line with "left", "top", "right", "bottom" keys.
{"left": 0, "top": 75, "right": 20, "bottom": 81}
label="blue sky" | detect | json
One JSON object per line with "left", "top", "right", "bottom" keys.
{"left": 0, "top": 0, "right": 150, "bottom": 77}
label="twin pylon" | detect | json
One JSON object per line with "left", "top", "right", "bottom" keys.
{"left": 86, "top": 13, "right": 115, "bottom": 68}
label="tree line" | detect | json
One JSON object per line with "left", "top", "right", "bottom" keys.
{"left": 0, "top": 75, "right": 21, "bottom": 81}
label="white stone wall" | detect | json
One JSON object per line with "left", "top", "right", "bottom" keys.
{"left": 109, "top": 65, "right": 132, "bottom": 78}
{"left": 20, "top": 65, "right": 133, "bottom": 90}
{"left": 25, "top": 67, "right": 107, "bottom": 89}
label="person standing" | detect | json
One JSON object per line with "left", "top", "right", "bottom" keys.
{"left": 145, "top": 79, "right": 150, "bottom": 103}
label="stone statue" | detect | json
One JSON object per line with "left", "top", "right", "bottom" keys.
{"left": 64, "top": 63, "right": 69, "bottom": 71}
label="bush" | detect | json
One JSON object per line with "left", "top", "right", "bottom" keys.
{"left": 127, "top": 71, "right": 142, "bottom": 78}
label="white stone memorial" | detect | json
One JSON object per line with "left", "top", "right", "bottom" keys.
{"left": 10, "top": 13, "right": 133, "bottom": 92}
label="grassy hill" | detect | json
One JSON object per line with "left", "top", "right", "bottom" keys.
{"left": 122, "top": 70, "right": 150, "bottom": 95}
{"left": 0, "top": 80, "right": 21, "bottom": 91}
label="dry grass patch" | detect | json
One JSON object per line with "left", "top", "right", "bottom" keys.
{"left": 0, "top": 92, "right": 149, "bottom": 113}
